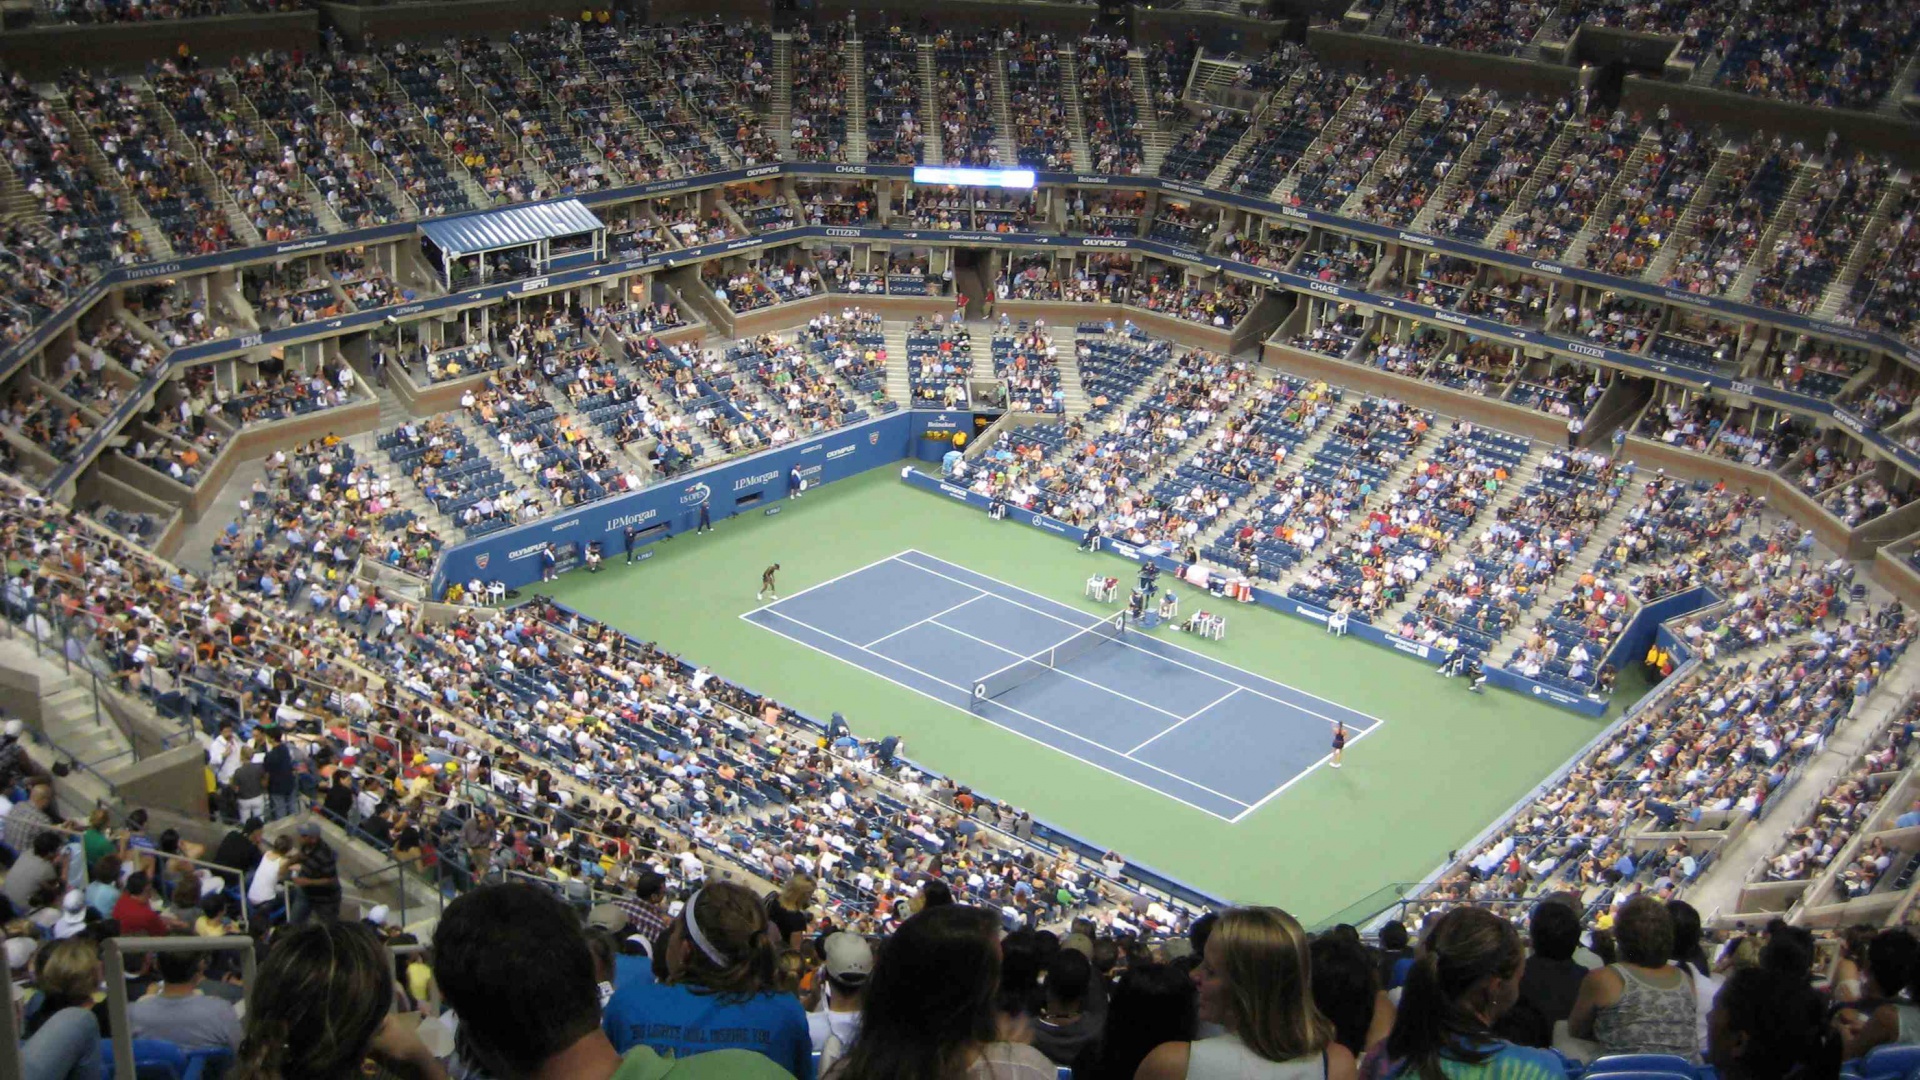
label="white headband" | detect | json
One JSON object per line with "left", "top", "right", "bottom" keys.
{"left": 682, "top": 888, "right": 729, "bottom": 967}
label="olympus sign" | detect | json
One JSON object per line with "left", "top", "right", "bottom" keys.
{"left": 745, "top": 165, "right": 780, "bottom": 178}
{"left": 1081, "top": 238, "right": 1130, "bottom": 248}
{"left": 508, "top": 542, "right": 548, "bottom": 562}
{"left": 825, "top": 444, "right": 858, "bottom": 461}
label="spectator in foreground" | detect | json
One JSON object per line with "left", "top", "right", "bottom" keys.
{"left": 128, "top": 950, "right": 243, "bottom": 1053}
{"left": 827, "top": 904, "right": 1055, "bottom": 1080}
{"left": 1837, "top": 930, "right": 1920, "bottom": 1058}
{"left": 602, "top": 880, "right": 815, "bottom": 1078}
{"left": 434, "top": 882, "right": 793, "bottom": 1080}
{"left": 21, "top": 939, "right": 106, "bottom": 1080}
{"left": 1031, "top": 946, "right": 1101, "bottom": 1071}
{"left": 1086, "top": 962, "right": 1196, "bottom": 1080}
{"left": 1706, "top": 968, "right": 1840, "bottom": 1080}
{"left": 233, "top": 921, "right": 444, "bottom": 1080}
{"left": 1312, "top": 930, "right": 1392, "bottom": 1056}
{"left": 1568, "top": 895, "right": 1697, "bottom": 1060}
{"left": 811, "top": 932, "right": 872, "bottom": 1068}
{"left": 1497, "top": 899, "right": 1586, "bottom": 1047}
{"left": 1361, "top": 906, "right": 1565, "bottom": 1080}
{"left": 1137, "top": 906, "right": 1354, "bottom": 1080}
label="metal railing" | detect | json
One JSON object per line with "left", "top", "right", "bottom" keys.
{"left": 101, "top": 935, "right": 258, "bottom": 1080}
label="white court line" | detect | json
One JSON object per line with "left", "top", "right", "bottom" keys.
{"left": 750, "top": 607, "right": 1253, "bottom": 815}
{"left": 742, "top": 551, "right": 910, "bottom": 617}
{"left": 1227, "top": 720, "right": 1386, "bottom": 825}
{"left": 863, "top": 592, "right": 987, "bottom": 648}
{"left": 1127, "top": 688, "right": 1239, "bottom": 755}
{"left": 895, "top": 549, "right": 1386, "bottom": 734}
{"left": 927, "top": 618, "right": 1188, "bottom": 724}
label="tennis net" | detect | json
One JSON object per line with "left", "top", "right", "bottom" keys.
{"left": 972, "top": 614, "right": 1127, "bottom": 703}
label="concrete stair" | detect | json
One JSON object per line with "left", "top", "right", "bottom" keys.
{"left": 1271, "top": 80, "right": 1375, "bottom": 204}
{"left": 1059, "top": 45, "right": 1091, "bottom": 172}
{"left": 372, "top": 55, "right": 494, "bottom": 210}
{"left": 449, "top": 43, "right": 559, "bottom": 195}
{"left": 1337, "top": 94, "right": 1439, "bottom": 219}
{"left": 1410, "top": 102, "right": 1507, "bottom": 232}
{"left": 225, "top": 72, "right": 346, "bottom": 233}
{"left": 844, "top": 34, "right": 869, "bottom": 163}
{"left": 1126, "top": 50, "right": 1169, "bottom": 174}
{"left": 771, "top": 33, "right": 794, "bottom": 157}
{"left": 1202, "top": 107, "right": 1267, "bottom": 190}
{"left": 1372, "top": 442, "right": 1551, "bottom": 627}
{"left": 1730, "top": 157, "right": 1824, "bottom": 301}
{"left": 137, "top": 78, "right": 262, "bottom": 247}
{"left": 1819, "top": 175, "right": 1908, "bottom": 319}
{"left": 1485, "top": 120, "right": 1581, "bottom": 248}
{"left": 989, "top": 48, "right": 1019, "bottom": 166}
{"left": 0, "top": 636, "right": 136, "bottom": 804}
{"left": 917, "top": 42, "right": 945, "bottom": 165}
{"left": 883, "top": 321, "right": 917, "bottom": 407}
{"left": 1560, "top": 132, "right": 1658, "bottom": 269}
{"left": 1642, "top": 138, "right": 1739, "bottom": 284}
{"left": 48, "top": 85, "right": 175, "bottom": 259}
{"left": 304, "top": 70, "right": 421, "bottom": 221}
{"left": 1188, "top": 401, "right": 1346, "bottom": 555}
{"left": 1484, "top": 488, "right": 1639, "bottom": 659}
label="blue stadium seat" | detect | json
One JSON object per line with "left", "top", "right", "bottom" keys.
{"left": 1586, "top": 1057, "right": 1699, "bottom": 1077}
{"left": 1859, "top": 1044, "right": 1920, "bottom": 1080}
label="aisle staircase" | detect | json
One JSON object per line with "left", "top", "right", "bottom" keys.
{"left": 1729, "top": 157, "right": 1824, "bottom": 301}
{"left": 844, "top": 34, "right": 869, "bottom": 163}
{"left": 989, "top": 47, "right": 1019, "bottom": 166}
{"left": 917, "top": 41, "right": 945, "bottom": 165}
{"left": 1818, "top": 175, "right": 1909, "bottom": 319}
{"left": 771, "top": 33, "right": 794, "bottom": 157}
{"left": 1127, "top": 50, "right": 1169, "bottom": 174}
{"left": 1485, "top": 121, "right": 1582, "bottom": 246}
{"left": 1642, "top": 138, "right": 1739, "bottom": 284}
{"left": 1060, "top": 45, "right": 1092, "bottom": 172}
{"left": 1409, "top": 102, "right": 1508, "bottom": 232}
{"left": 1560, "top": 132, "right": 1658, "bottom": 269}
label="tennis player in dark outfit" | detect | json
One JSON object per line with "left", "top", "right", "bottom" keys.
{"left": 758, "top": 563, "right": 781, "bottom": 601}
{"left": 1330, "top": 721, "right": 1347, "bottom": 769}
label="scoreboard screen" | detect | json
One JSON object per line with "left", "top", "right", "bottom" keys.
{"left": 910, "top": 166, "right": 1037, "bottom": 189}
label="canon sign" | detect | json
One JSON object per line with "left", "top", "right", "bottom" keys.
{"left": 1529, "top": 261, "right": 1564, "bottom": 276}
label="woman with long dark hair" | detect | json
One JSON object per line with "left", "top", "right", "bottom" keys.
{"left": 233, "top": 921, "right": 443, "bottom": 1080}
{"left": 827, "top": 904, "right": 1054, "bottom": 1080}
{"left": 1707, "top": 967, "right": 1840, "bottom": 1080}
{"left": 1359, "top": 906, "right": 1565, "bottom": 1080}
{"left": 1084, "top": 962, "right": 1196, "bottom": 1080}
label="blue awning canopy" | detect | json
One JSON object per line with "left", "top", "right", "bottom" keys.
{"left": 418, "top": 199, "right": 604, "bottom": 258}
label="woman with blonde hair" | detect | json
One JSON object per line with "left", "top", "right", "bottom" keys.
{"left": 767, "top": 872, "right": 817, "bottom": 947}
{"left": 1138, "top": 906, "right": 1355, "bottom": 1080}
{"left": 22, "top": 938, "right": 106, "bottom": 1080}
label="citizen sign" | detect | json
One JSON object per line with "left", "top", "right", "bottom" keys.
{"left": 1567, "top": 342, "right": 1605, "bottom": 359}
{"left": 825, "top": 228, "right": 862, "bottom": 237}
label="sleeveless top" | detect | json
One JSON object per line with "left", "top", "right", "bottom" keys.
{"left": 1591, "top": 964, "right": 1698, "bottom": 1061}
{"left": 1188, "top": 1034, "right": 1327, "bottom": 1080}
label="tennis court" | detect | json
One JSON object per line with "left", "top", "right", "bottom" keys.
{"left": 742, "top": 549, "right": 1383, "bottom": 821}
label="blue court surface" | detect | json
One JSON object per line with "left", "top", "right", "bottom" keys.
{"left": 741, "top": 549, "right": 1382, "bottom": 822}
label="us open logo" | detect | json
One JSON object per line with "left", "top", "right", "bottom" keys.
{"left": 474, "top": 554, "right": 489, "bottom": 570}
{"left": 679, "top": 482, "right": 713, "bottom": 506}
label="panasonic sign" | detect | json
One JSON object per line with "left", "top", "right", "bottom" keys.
{"left": 1397, "top": 232, "right": 1437, "bottom": 247}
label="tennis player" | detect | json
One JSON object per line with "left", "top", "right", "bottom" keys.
{"left": 1330, "top": 721, "right": 1346, "bottom": 769}
{"left": 758, "top": 563, "right": 781, "bottom": 601}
